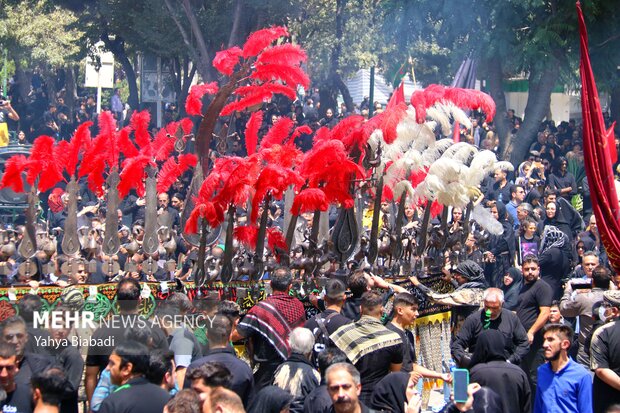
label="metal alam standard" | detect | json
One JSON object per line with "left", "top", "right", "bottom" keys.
{"left": 0, "top": 26, "right": 505, "bottom": 373}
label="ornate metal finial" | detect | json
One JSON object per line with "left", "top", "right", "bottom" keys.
{"left": 61, "top": 177, "right": 80, "bottom": 257}
{"left": 143, "top": 164, "right": 159, "bottom": 256}
{"left": 102, "top": 171, "right": 121, "bottom": 256}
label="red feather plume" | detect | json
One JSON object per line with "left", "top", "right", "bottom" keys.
{"left": 235, "top": 83, "right": 297, "bottom": 101}
{"left": 118, "top": 155, "right": 152, "bottom": 198}
{"left": 185, "top": 202, "right": 225, "bottom": 234}
{"left": 234, "top": 225, "right": 259, "bottom": 249}
{"left": 251, "top": 63, "right": 310, "bottom": 89}
{"left": 245, "top": 111, "right": 263, "bottom": 156}
{"left": 259, "top": 117, "right": 294, "bottom": 149}
{"left": 256, "top": 43, "right": 307, "bottom": 66}
{"left": 130, "top": 110, "right": 152, "bottom": 149}
{"left": 291, "top": 188, "right": 329, "bottom": 214}
{"left": 380, "top": 102, "right": 407, "bottom": 144}
{"left": 0, "top": 155, "right": 28, "bottom": 192}
{"left": 213, "top": 46, "right": 243, "bottom": 76}
{"left": 117, "top": 127, "right": 139, "bottom": 158}
{"left": 220, "top": 90, "right": 272, "bottom": 116}
{"left": 289, "top": 125, "right": 312, "bottom": 143}
{"left": 251, "top": 164, "right": 303, "bottom": 222}
{"left": 266, "top": 227, "right": 288, "bottom": 260}
{"left": 430, "top": 200, "right": 443, "bottom": 218}
{"left": 259, "top": 144, "right": 302, "bottom": 168}
{"left": 27, "top": 136, "right": 63, "bottom": 192}
{"left": 65, "top": 121, "right": 92, "bottom": 176}
{"left": 243, "top": 26, "right": 289, "bottom": 58}
{"left": 444, "top": 88, "right": 496, "bottom": 122}
{"left": 186, "top": 82, "right": 219, "bottom": 116}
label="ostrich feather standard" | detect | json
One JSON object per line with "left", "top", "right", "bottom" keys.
{"left": 471, "top": 204, "right": 504, "bottom": 235}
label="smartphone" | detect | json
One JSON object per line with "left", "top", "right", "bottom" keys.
{"left": 453, "top": 368, "right": 469, "bottom": 403}
{"left": 572, "top": 280, "right": 592, "bottom": 290}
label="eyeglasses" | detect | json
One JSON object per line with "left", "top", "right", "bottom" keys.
{"left": 3, "top": 333, "right": 25, "bottom": 341}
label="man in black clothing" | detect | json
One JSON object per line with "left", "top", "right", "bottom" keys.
{"left": 514, "top": 255, "right": 552, "bottom": 391}
{"left": 16, "top": 294, "right": 52, "bottom": 356}
{"left": 590, "top": 290, "right": 620, "bottom": 413}
{"left": 98, "top": 341, "right": 171, "bottom": 413}
{"left": 306, "top": 279, "right": 351, "bottom": 366}
{"left": 387, "top": 292, "right": 451, "bottom": 381}
{"left": 330, "top": 292, "right": 403, "bottom": 405}
{"left": 304, "top": 347, "right": 348, "bottom": 413}
{"left": 85, "top": 279, "right": 169, "bottom": 405}
{"left": 0, "top": 342, "right": 33, "bottom": 413}
{"left": 31, "top": 367, "right": 73, "bottom": 413}
{"left": 469, "top": 329, "right": 531, "bottom": 413}
{"left": 452, "top": 288, "right": 529, "bottom": 368}
{"left": 184, "top": 314, "right": 253, "bottom": 406}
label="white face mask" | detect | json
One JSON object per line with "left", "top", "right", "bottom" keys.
{"left": 598, "top": 306, "right": 607, "bottom": 323}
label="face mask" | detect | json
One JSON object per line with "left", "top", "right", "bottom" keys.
{"left": 598, "top": 306, "right": 607, "bottom": 323}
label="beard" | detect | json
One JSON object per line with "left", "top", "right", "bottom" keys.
{"left": 544, "top": 348, "right": 561, "bottom": 362}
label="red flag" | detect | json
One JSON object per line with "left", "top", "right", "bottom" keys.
{"left": 387, "top": 80, "right": 405, "bottom": 110}
{"left": 577, "top": 1, "right": 620, "bottom": 272}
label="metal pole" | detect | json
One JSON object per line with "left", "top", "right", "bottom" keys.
{"left": 369, "top": 66, "right": 375, "bottom": 118}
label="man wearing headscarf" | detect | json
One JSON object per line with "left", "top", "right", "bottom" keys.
{"left": 410, "top": 260, "right": 488, "bottom": 332}
{"left": 451, "top": 288, "right": 529, "bottom": 368}
{"left": 469, "top": 329, "right": 531, "bottom": 413}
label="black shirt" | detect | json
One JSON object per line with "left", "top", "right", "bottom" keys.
{"left": 451, "top": 309, "right": 529, "bottom": 368}
{"left": 515, "top": 278, "right": 553, "bottom": 332}
{"left": 305, "top": 309, "right": 352, "bottom": 337}
{"left": 470, "top": 360, "right": 531, "bottom": 413}
{"left": 303, "top": 385, "right": 332, "bottom": 413}
{"left": 355, "top": 344, "right": 403, "bottom": 405}
{"left": 184, "top": 347, "right": 254, "bottom": 405}
{"left": 98, "top": 377, "right": 170, "bottom": 413}
{"left": 590, "top": 320, "right": 620, "bottom": 413}
{"left": 1, "top": 384, "right": 33, "bottom": 413}
{"left": 386, "top": 323, "right": 417, "bottom": 372}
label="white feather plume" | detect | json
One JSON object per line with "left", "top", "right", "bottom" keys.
{"left": 446, "top": 102, "right": 472, "bottom": 129}
{"left": 393, "top": 180, "right": 415, "bottom": 201}
{"left": 471, "top": 204, "right": 504, "bottom": 235}
{"left": 426, "top": 106, "right": 451, "bottom": 136}
{"left": 422, "top": 138, "right": 454, "bottom": 166}
{"left": 466, "top": 150, "right": 498, "bottom": 184}
{"left": 367, "top": 129, "right": 383, "bottom": 152}
{"left": 385, "top": 157, "right": 413, "bottom": 188}
{"left": 494, "top": 161, "right": 515, "bottom": 173}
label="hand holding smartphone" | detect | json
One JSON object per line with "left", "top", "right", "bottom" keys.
{"left": 453, "top": 368, "right": 470, "bottom": 403}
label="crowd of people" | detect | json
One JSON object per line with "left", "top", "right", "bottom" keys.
{"left": 0, "top": 75, "right": 620, "bottom": 413}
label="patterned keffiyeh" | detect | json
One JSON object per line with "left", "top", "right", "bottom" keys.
{"left": 330, "top": 315, "right": 402, "bottom": 364}
{"left": 238, "top": 292, "right": 305, "bottom": 361}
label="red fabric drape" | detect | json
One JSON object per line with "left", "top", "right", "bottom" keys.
{"left": 577, "top": 1, "right": 620, "bottom": 272}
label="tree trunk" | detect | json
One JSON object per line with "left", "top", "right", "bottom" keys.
{"left": 42, "top": 65, "right": 57, "bottom": 106}
{"left": 485, "top": 55, "right": 510, "bottom": 156}
{"left": 508, "top": 63, "right": 559, "bottom": 165}
{"left": 65, "top": 64, "right": 78, "bottom": 121}
{"left": 13, "top": 60, "right": 30, "bottom": 108}
{"left": 101, "top": 33, "right": 139, "bottom": 111}
{"left": 228, "top": 0, "right": 245, "bottom": 47}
